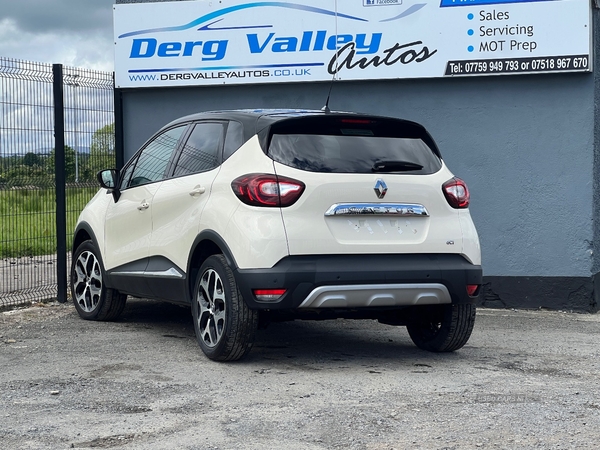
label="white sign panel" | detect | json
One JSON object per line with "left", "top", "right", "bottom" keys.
{"left": 114, "top": 0, "right": 591, "bottom": 88}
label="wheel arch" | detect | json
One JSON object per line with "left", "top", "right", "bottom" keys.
{"left": 72, "top": 222, "right": 118, "bottom": 289}
{"left": 186, "top": 230, "right": 239, "bottom": 301}
{"left": 72, "top": 222, "right": 100, "bottom": 256}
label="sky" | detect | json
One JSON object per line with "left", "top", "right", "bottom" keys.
{"left": 0, "top": 0, "right": 116, "bottom": 71}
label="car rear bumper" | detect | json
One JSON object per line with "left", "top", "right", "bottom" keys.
{"left": 234, "top": 254, "right": 482, "bottom": 310}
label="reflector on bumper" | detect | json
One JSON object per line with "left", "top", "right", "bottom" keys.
{"left": 253, "top": 289, "right": 287, "bottom": 302}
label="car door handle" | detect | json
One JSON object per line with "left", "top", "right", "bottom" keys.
{"left": 137, "top": 201, "right": 150, "bottom": 211}
{"left": 189, "top": 186, "right": 206, "bottom": 197}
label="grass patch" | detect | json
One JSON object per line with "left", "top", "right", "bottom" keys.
{"left": 0, "top": 186, "right": 98, "bottom": 258}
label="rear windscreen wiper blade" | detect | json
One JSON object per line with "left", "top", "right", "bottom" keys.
{"left": 372, "top": 160, "right": 424, "bottom": 172}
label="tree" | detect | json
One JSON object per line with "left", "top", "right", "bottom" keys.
{"left": 22, "top": 152, "right": 41, "bottom": 167}
{"left": 89, "top": 123, "right": 116, "bottom": 177}
{"left": 48, "top": 145, "right": 77, "bottom": 183}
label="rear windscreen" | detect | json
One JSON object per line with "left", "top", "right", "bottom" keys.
{"left": 265, "top": 116, "right": 442, "bottom": 174}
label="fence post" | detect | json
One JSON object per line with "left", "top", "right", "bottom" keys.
{"left": 53, "top": 64, "right": 67, "bottom": 303}
{"left": 113, "top": 76, "right": 125, "bottom": 171}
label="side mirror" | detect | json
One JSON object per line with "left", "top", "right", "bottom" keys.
{"left": 97, "top": 169, "right": 121, "bottom": 202}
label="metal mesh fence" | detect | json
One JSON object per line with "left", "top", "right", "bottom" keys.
{"left": 0, "top": 58, "right": 114, "bottom": 309}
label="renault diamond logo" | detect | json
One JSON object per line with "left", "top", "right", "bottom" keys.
{"left": 374, "top": 179, "right": 387, "bottom": 199}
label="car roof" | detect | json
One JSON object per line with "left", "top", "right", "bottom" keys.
{"left": 162, "top": 109, "right": 327, "bottom": 132}
{"left": 158, "top": 109, "right": 441, "bottom": 158}
{"left": 163, "top": 108, "right": 426, "bottom": 132}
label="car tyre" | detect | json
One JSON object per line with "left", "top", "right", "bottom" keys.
{"left": 192, "top": 255, "right": 258, "bottom": 361}
{"left": 407, "top": 304, "right": 476, "bottom": 352}
{"left": 71, "top": 240, "right": 127, "bottom": 321}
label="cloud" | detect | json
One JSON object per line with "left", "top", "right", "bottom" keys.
{"left": 0, "top": 0, "right": 114, "bottom": 71}
{"left": 0, "top": 0, "right": 113, "bottom": 34}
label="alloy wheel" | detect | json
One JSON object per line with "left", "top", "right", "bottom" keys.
{"left": 196, "top": 268, "right": 227, "bottom": 348}
{"left": 73, "top": 250, "right": 103, "bottom": 313}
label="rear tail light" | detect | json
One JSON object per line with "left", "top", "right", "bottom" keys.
{"left": 231, "top": 174, "right": 305, "bottom": 207}
{"left": 467, "top": 284, "right": 480, "bottom": 297}
{"left": 442, "top": 177, "right": 470, "bottom": 209}
{"left": 253, "top": 289, "right": 287, "bottom": 302}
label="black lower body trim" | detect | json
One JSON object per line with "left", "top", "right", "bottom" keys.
{"left": 106, "top": 257, "right": 189, "bottom": 305}
{"left": 234, "top": 254, "right": 482, "bottom": 310}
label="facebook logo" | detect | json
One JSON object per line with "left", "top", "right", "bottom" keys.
{"left": 363, "top": 0, "right": 402, "bottom": 6}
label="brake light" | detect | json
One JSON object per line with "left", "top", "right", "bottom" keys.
{"left": 467, "top": 284, "right": 480, "bottom": 297}
{"left": 339, "top": 118, "right": 373, "bottom": 124}
{"left": 442, "top": 177, "right": 470, "bottom": 209}
{"left": 253, "top": 289, "right": 287, "bottom": 302}
{"left": 231, "top": 174, "right": 305, "bottom": 207}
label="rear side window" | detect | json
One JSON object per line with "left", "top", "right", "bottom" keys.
{"left": 266, "top": 116, "right": 442, "bottom": 175}
{"left": 223, "top": 121, "right": 244, "bottom": 161}
{"left": 173, "top": 122, "right": 224, "bottom": 177}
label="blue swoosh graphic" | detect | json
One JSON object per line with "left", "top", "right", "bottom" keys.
{"left": 380, "top": 4, "right": 427, "bottom": 22}
{"left": 198, "top": 18, "right": 273, "bottom": 31}
{"left": 118, "top": 2, "right": 367, "bottom": 39}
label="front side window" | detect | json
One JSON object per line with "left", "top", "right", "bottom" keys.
{"left": 120, "top": 158, "right": 136, "bottom": 190}
{"left": 172, "top": 122, "right": 224, "bottom": 177}
{"left": 128, "top": 126, "right": 186, "bottom": 188}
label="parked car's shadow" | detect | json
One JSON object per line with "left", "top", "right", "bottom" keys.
{"left": 116, "top": 297, "right": 469, "bottom": 365}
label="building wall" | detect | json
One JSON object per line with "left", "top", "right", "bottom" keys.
{"left": 122, "top": 73, "right": 595, "bottom": 270}
{"left": 592, "top": 9, "right": 600, "bottom": 276}
{"left": 117, "top": 2, "right": 599, "bottom": 311}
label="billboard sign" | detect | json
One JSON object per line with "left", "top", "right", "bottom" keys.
{"left": 114, "top": 0, "right": 592, "bottom": 88}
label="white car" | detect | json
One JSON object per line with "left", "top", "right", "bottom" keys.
{"left": 70, "top": 110, "right": 482, "bottom": 361}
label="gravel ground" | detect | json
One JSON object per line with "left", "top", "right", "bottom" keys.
{"left": 0, "top": 255, "right": 63, "bottom": 309}
{"left": 1, "top": 300, "right": 599, "bottom": 449}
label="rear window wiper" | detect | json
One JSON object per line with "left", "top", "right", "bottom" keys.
{"left": 372, "top": 160, "right": 424, "bottom": 172}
